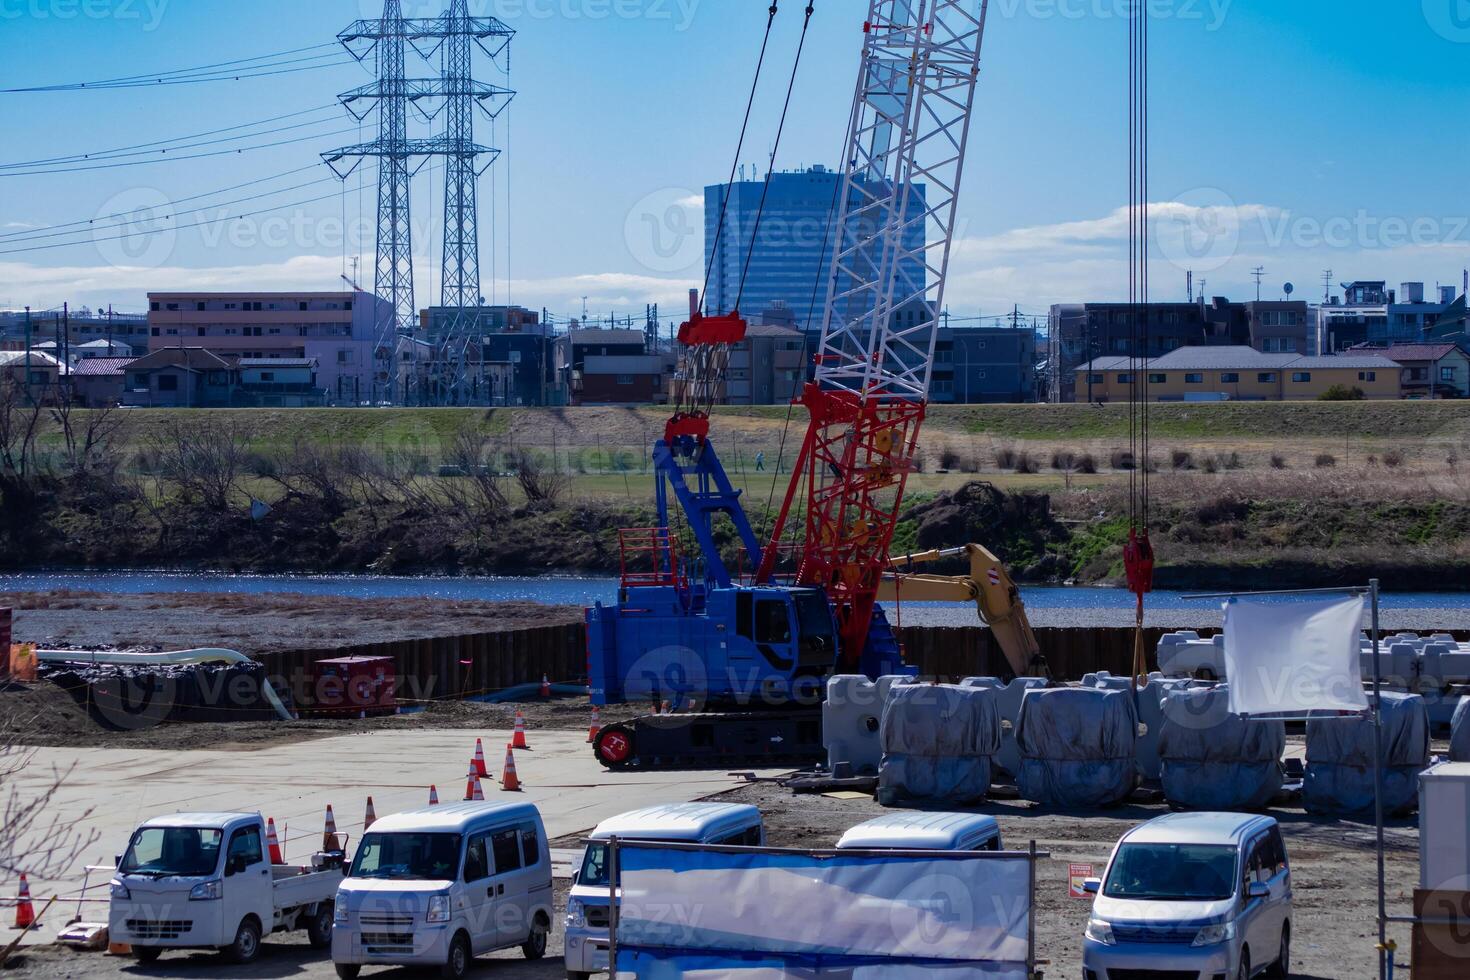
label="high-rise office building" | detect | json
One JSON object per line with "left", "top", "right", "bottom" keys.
{"left": 703, "top": 166, "right": 926, "bottom": 330}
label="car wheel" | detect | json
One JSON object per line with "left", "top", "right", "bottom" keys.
{"left": 567, "top": 973, "right": 592, "bottom": 980}
{"left": 1267, "top": 925, "right": 1290, "bottom": 978}
{"left": 335, "top": 966, "right": 362, "bottom": 980}
{"left": 1237, "top": 948, "right": 1250, "bottom": 980}
{"left": 223, "top": 916, "right": 262, "bottom": 964}
{"left": 440, "top": 931, "right": 472, "bottom": 980}
{"left": 522, "top": 913, "right": 549, "bottom": 960}
{"left": 307, "top": 903, "right": 334, "bottom": 949}
{"left": 132, "top": 947, "right": 163, "bottom": 963}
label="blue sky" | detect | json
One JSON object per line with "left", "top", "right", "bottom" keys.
{"left": 1, "top": 0, "right": 1468, "bottom": 320}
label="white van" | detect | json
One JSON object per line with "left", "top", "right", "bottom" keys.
{"left": 836, "top": 812, "right": 1002, "bottom": 852}
{"left": 1083, "top": 812, "right": 1292, "bottom": 980}
{"left": 564, "top": 802, "right": 763, "bottom": 980}
{"left": 332, "top": 801, "right": 553, "bottom": 980}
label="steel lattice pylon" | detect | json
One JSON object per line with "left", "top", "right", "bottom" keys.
{"left": 324, "top": 1, "right": 513, "bottom": 405}
{"left": 760, "top": 0, "right": 988, "bottom": 667}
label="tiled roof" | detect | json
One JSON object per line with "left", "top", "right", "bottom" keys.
{"left": 71, "top": 357, "right": 135, "bottom": 376}
{"left": 1358, "top": 342, "right": 1461, "bottom": 362}
{"left": 1076, "top": 345, "right": 1400, "bottom": 372}
{"left": 237, "top": 357, "right": 316, "bottom": 368}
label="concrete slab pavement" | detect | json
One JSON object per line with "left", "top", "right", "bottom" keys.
{"left": 6, "top": 728, "right": 787, "bottom": 943}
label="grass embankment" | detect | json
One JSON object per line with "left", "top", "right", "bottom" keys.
{"left": 6, "top": 401, "right": 1470, "bottom": 587}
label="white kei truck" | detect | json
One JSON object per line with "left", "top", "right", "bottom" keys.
{"left": 109, "top": 811, "right": 346, "bottom": 964}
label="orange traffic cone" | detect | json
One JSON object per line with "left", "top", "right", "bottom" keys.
{"left": 323, "top": 805, "right": 341, "bottom": 852}
{"left": 363, "top": 796, "right": 377, "bottom": 830}
{"left": 469, "top": 770, "right": 485, "bottom": 801}
{"left": 540, "top": 674, "right": 551, "bottom": 698}
{"left": 512, "top": 710, "right": 529, "bottom": 749}
{"left": 472, "top": 738, "right": 489, "bottom": 777}
{"left": 428, "top": 784, "right": 440, "bottom": 806}
{"left": 501, "top": 743, "right": 521, "bottom": 791}
{"left": 586, "top": 705, "right": 601, "bottom": 743}
{"left": 463, "top": 760, "right": 479, "bottom": 801}
{"left": 265, "top": 818, "right": 284, "bottom": 864}
{"left": 12, "top": 874, "right": 35, "bottom": 929}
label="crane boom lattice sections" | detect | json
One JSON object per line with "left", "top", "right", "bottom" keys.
{"left": 816, "top": 0, "right": 985, "bottom": 400}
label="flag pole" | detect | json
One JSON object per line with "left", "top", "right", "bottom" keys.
{"left": 1370, "top": 577, "right": 1387, "bottom": 980}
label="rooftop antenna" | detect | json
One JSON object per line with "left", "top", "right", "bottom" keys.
{"left": 1322, "top": 269, "right": 1333, "bottom": 305}
{"left": 1252, "top": 266, "right": 1266, "bottom": 302}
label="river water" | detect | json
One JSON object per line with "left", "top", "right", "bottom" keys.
{"left": 3, "top": 570, "right": 1467, "bottom": 628}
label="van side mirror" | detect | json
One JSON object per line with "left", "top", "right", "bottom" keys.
{"left": 227, "top": 854, "right": 249, "bottom": 876}
{"left": 570, "top": 870, "right": 579, "bottom": 886}
{"left": 1248, "top": 881, "right": 1269, "bottom": 899}
{"left": 1083, "top": 878, "right": 1101, "bottom": 894}
{"left": 114, "top": 854, "right": 123, "bottom": 869}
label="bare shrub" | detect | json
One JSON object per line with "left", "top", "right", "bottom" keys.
{"left": 1270, "top": 454, "right": 1287, "bottom": 469}
{"left": 1075, "top": 453, "right": 1098, "bottom": 474}
{"left": 1315, "top": 453, "right": 1337, "bottom": 468}
{"left": 1383, "top": 450, "right": 1404, "bottom": 468}
{"left": 994, "top": 445, "right": 1019, "bottom": 469}
{"left": 1013, "top": 451, "right": 1039, "bottom": 474}
{"left": 0, "top": 377, "right": 46, "bottom": 478}
{"left": 1219, "top": 451, "right": 1242, "bottom": 470}
{"left": 49, "top": 399, "right": 125, "bottom": 479}
{"left": 1110, "top": 449, "right": 1135, "bottom": 470}
{"left": 440, "top": 422, "right": 509, "bottom": 520}
{"left": 513, "top": 448, "right": 570, "bottom": 505}
{"left": 0, "top": 699, "right": 99, "bottom": 882}
{"left": 939, "top": 445, "right": 962, "bottom": 471}
{"left": 1171, "top": 449, "right": 1193, "bottom": 470}
{"left": 147, "top": 416, "right": 253, "bottom": 512}
{"left": 1202, "top": 456, "right": 1219, "bottom": 474}
{"left": 1050, "top": 450, "right": 1076, "bottom": 471}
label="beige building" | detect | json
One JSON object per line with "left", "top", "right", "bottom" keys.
{"left": 1075, "top": 345, "right": 1402, "bottom": 402}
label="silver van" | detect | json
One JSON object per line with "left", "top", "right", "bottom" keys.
{"left": 332, "top": 801, "right": 553, "bottom": 980}
{"left": 564, "top": 802, "right": 763, "bottom": 980}
{"left": 835, "top": 811, "right": 1002, "bottom": 852}
{"left": 1082, "top": 812, "right": 1292, "bottom": 980}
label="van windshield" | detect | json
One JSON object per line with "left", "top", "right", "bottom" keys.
{"left": 1104, "top": 842, "right": 1237, "bottom": 901}
{"left": 120, "top": 827, "right": 223, "bottom": 877}
{"left": 351, "top": 832, "right": 461, "bottom": 881}
{"left": 579, "top": 838, "right": 691, "bottom": 888}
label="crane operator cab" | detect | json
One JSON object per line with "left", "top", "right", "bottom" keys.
{"left": 587, "top": 583, "right": 863, "bottom": 709}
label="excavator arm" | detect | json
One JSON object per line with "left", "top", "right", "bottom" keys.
{"left": 877, "top": 544, "right": 1049, "bottom": 680}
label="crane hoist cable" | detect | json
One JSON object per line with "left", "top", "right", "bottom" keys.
{"left": 670, "top": 3, "right": 820, "bottom": 450}
{"left": 1123, "top": 0, "right": 1154, "bottom": 688}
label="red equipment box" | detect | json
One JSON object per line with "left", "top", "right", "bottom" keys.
{"left": 307, "top": 655, "right": 396, "bottom": 717}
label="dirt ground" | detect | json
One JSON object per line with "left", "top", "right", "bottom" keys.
{"left": 0, "top": 591, "right": 582, "bottom": 659}
{"left": 1, "top": 679, "right": 592, "bottom": 750}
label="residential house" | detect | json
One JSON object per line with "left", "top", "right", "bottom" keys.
{"left": 70, "top": 357, "right": 135, "bottom": 407}
{"left": 1075, "top": 345, "right": 1402, "bottom": 401}
{"left": 236, "top": 357, "right": 325, "bottom": 407}
{"left": 0, "top": 350, "right": 66, "bottom": 402}
{"left": 122, "top": 348, "right": 239, "bottom": 408}
{"left": 1353, "top": 342, "right": 1469, "bottom": 399}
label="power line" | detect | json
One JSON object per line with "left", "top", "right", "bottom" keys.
{"left": 0, "top": 188, "right": 353, "bottom": 256}
{"left": 0, "top": 105, "right": 340, "bottom": 169}
{"left": 0, "top": 44, "right": 346, "bottom": 93}
{"left": 0, "top": 126, "right": 362, "bottom": 176}
{"left": 0, "top": 164, "right": 326, "bottom": 240}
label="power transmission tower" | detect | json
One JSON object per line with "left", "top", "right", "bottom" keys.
{"left": 325, "top": 0, "right": 513, "bottom": 406}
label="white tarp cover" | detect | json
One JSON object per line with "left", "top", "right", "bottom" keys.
{"left": 1157, "top": 684, "right": 1285, "bottom": 810}
{"left": 1223, "top": 595, "right": 1368, "bottom": 717}
{"left": 1304, "top": 691, "right": 1430, "bottom": 815}
{"left": 1014, "top": 687, "right": 1137, "bottom": 807}
{"left": 1452, "top": 696, "right": 1470, "bottom": 763}
{"left": 612, "top": 843, "right": 1030, "bottom": 978}
{"left": 878, "top": 683, "right": 1002, "bottom": 806}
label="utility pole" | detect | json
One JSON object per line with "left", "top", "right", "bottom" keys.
{"left": 22, "top": 306, "right": 31, "bottom": 406}
{"left": 1252, "top": 266, "right": 1266, "bottom": 302}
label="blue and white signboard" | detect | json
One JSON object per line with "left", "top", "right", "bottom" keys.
{"left": 612, "top": 843, "right": 1033, "bottom": 978}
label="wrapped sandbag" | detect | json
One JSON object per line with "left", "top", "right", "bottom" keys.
{"left": 1158, "top": 684, "right": 1284, "bottom": 810}
{"left": 1451, "top": 696, "right": 1470, "bottom": 763}
{"left": 1304, "top": 691, "right": 1429, "bottom": 815}
{"left": 1015, "top": 687, "right": 1137, "bottom": 807}
{"left": 877, "top": 683, "right": 1001, "bottom": 806}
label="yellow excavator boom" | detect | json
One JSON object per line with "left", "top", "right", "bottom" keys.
{"left": 877, "top": 543, "right": 1049, "bottom": 679}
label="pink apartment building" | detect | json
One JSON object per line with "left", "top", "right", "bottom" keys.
{"left": 147, "top": 290, "right": 395, "bottom": 403}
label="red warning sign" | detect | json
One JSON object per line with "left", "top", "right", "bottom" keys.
{"left": 1069, "top": 863, "right": 1096, "bottom": 899}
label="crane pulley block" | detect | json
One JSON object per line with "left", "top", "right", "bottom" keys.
{"left": 676, "top": 311, "right": 747, "bottom": 347}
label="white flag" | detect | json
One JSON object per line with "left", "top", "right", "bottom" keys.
{"left": 1223, "top": 595, "right": 1368, "bottom": 717}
